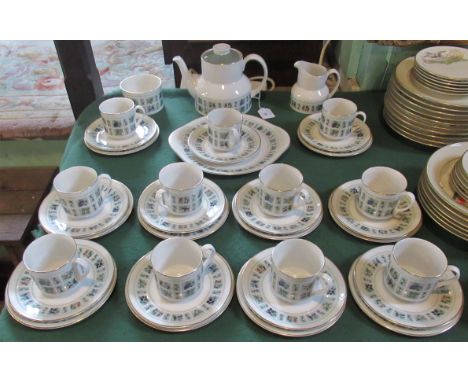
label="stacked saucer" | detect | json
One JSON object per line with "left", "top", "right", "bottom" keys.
{"left": 413, "top": 46, "right": 468, "bottom": 95}
{"left": 297, "top": 113, "right": 372, "bottom": 157}
{"left": 237, "top": 243, "right": 346, "bottom": 337}
{"left": 125, "top": 240, "right": 234, "bottom": 332}
{"left": 232, "top": 164, "right": 323, "bottom": 240}
{"left": 383, "top": 55, "right": 468, "bottom": 148}
{"left": 84, "top": 115, "right": 160, "bottom": 156}
{"left": 417, "top": 142, "right": 468, "bottom": 241}
{"left": 6, "top": 239, "right": 117, "bottom": 330}
{"left": 138, "top": 163, "right": 228, "bottom": 240}
{"left": 168, "top": 114, "right": 290, "bottom": 176}
{"left": 39, "top": 168, "right": 133, "bottom": 240}
{"left": 349, "top": 245, "right": 463, "bottom": 337}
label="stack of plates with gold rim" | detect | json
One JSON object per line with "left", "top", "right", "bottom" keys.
{"left": 417, "top": 141, "right": 468, "bottom": 241}
{"left": 383, "top": 48, "right": 468, "bottom": 148}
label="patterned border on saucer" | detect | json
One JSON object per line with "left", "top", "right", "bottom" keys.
{"left": 138, "top": 198, "right": 229, "bottom": 240}
{"left": 169, "top": 115, "right": 290, "bottom": 176}
{"left": 235, "top": 180, "right": 322, "bottom": 235}
{"left": 6, "top": 240, "right": 116, "bottom": 327}
{"left": 39, "top": 180, "right": 133, "bottom": 239}
{"left": 188, "top": 125, "right": 261, "bottom": 164}
{"left": 328, "top": 180, "right": 422, "bottom": 243}
{"left": 240, "top": 248, "right": 346, "bottom": 331}
{"left": 125, "top": 252, "right": 234, "bottom": 332}
{"left": 138, "top": 179, "right": 225, "bottom": 233}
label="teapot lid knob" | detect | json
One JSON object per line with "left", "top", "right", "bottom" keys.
{"left": 213, "top": 43, "right": 231, "bottom": 56}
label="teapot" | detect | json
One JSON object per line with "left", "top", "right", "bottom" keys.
{"left": 173, "top": 43, "right": 268, "bottom": 115}
{"left": 290, "top": 61, "right": 340, "bottom": 114}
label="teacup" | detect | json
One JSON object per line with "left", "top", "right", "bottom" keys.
{"left": 99, "top": 97, "right": 145, "bottom": 139}
{"left": 258, "top": 163, "right": 310, "bottom": 217}
{"left": 319, "top": 98, "right": 366, "bottom": 140}
{"left": 53, "top": 166, "right": 112, "bottom": 220}
{"left": 120, "top": 73, "right": 164, "bottom": 115}
{"left": 150, "top": 238, "right": 215, "bottom": 301}
{"left": 270, "top": 239, "right": 333, "bottom": 303}
{"left": 356, "top": 166, "right": 416, "bottom": 221}
{"left": 384, "top": 238, "right": 460, "bottom": 302}
{"left": 206, "top": 108, "right": 242, "bottom": 152}
{"left": 23, "top": 234, "right": 91, "bottom": 297}
{"left": 155, "top": 162, "right": 204, "bottom": 216}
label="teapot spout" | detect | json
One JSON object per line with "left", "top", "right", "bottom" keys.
{"left": 173, "top": 56, "right": 196, "bottom": 98}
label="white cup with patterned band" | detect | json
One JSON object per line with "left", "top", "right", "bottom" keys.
{"left": 99, "top": 97, "right": 145, "bottom": 139}
{"left": 258, "top": 163, "right": 310, "bottom": 217}
{"left": 120, "top": 73, "right": 164, "bottom": 115}
{"left": 206, "top": 108, "right": 242, "bottom": 152}
{"left": 53, "top": 166, "right": 112, "bottom": 220}
{"left": 23, "top": 234, "right": 91, "bottom": 297}
{"left": 270, "top": 239, "right": 333, "bottom": 303}
{"left": 155, "top": 162, "right": 204, "bottom": 216}
{"left": 356, "top": 166, "right": 416, "bottom": 221}
{"left": 150, "top": 238, "right": 215, "bottom": 302}
{"left": 384, "top": 238, "right": 460, "bottom": 303}
{"left": 319, "top": 98, "right": 367, "bottom": 140}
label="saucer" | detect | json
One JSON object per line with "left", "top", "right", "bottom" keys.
{"left": 125, "top": 252, "right": 234, "bottom": 332}
{"left": 138, "top": 198, "right": 229, "bottom": 240}
{"left": 233, "top": 179, "right": 322, "bottom": 238}
{"left": 187, "top": 124, "right": 261, "bottom": 164}
{"left": 297, "top": 113, "right": 373, "bottom": 157}
{"left": 84, "top": 116, "right": 159, "bottom": 156}
{"left": 349, "top": 245, "right": 463, "bottom": 336}
{"left": 5, "top": 240, "right": 116, "bottom": 330}
{"left": 236, "top": 248, "right": 346, "bottom": 336}
{"left": 138, "top": 179, "right": 225, "bottom": 234}
{"left": 169, "top": 115, "right": 290, "bottom": 176}
{"left": 39, "top": 180, "right": 133, "bottom": 239}
{"left": 328, "top": 180, "right": 422, "bottom": 243}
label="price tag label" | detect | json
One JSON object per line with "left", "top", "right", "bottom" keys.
{"left": 258, "top": 107, "right": 275, "bottom": 120}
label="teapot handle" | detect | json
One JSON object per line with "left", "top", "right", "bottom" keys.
{"left": 244, "top": 54, "right": 269, "bottom": 98}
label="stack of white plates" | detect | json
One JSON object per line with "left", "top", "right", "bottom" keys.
{"left": 383, "top": 54, "right": 468, "bottom": 148}
{"left": 417, "top": 142, "right": 468, "bottom": 241}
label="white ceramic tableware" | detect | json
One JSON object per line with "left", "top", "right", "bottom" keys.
{"left": 53, "top": 166, "right": 112, "bottom": 220}
{"left": 270, "top": 239, "right": 333, "bottom": 303}
{"left": 290, "top": 61, "right": 341, "bottom": 114}
{"left": 258, "top": 164, "right": 310, "bottom": 217}
{"left": 150, "top": 238, "right": 215, "bottom": 302}
{"left": 356, "top": 167, "right": 416, "bottom": 221}
{"left": 99, "top": 97, "right": 145, "bottom": 139}
{"left": 319, "top": 98, "right": 367, "bottom": 140}
{"left": 206, "top": 108, "right": 242, "bottom": 152}
{"left": 22, "top": 234, "right": 90, "bottom": 296}
{"left": 155, "top": 163, "right": 204, "bottom": 216}
{"left": 120, "top": 74, "right": 164, "bottom": 115}
{"left": 384, "top": 238, "right": 460, "bottom": 302}
{"left": 173, "top": 43, "right": 268, "bottom": 115}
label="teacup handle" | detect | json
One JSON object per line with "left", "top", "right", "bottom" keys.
{"left": 155, "top": 189, "right": 170, "bottom": 217}
{"left": 98, "top": 173, "right": 112, "bottom": 194}
{"left": 72, "top": 258, "right": 91, "bottom": 282}
{"left": 436, "top": 266, "right": 460, "bottom": 289}
{"left": 201, "top": 244, "right": 215, "bottom": 275}
{"left": 355, "top": 111, "right": 367, "bottom": 124}
{"left": 244, "top": 54, "right": 269, "bottom": 98}
{"left": 326, "top": 68, "right": 341, "bottom": 98}
{"left": 135, "top": 105, "right": 146, "bottom": 126}
{"left": 228, "top": 127, "right": 241, "bottom": 149}
{"left": 313, "top": 272, "right": 334, "bottom": 295}
{"left": 292, "top": 187, "right": 310, "bottom": 211}
{"left": 393, "top": 191, "right": 416, "bottom": 218}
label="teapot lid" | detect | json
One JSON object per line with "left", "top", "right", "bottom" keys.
{"left": 202, "top": 43, "right": 242, "bottom": 65}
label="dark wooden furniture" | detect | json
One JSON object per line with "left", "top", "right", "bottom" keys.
{"left": 54, "top": 40, "right": 104, "bottom": 119}
{"left": 0, "top": 167, "right": 58, "bottom": 263}
{"left": 162, "top": 40, "right": 332, "bottom": 88}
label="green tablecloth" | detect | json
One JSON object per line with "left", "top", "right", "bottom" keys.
{"left": 1, "top": 89, "right": 466, "bottom": 341}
